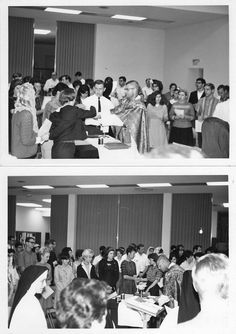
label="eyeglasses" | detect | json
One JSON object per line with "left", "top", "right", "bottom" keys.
{"left": 28, "top": 241, "right": 35, "bottom": 244}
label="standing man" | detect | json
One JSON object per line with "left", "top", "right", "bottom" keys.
{"left": 112, "top": 76, "right": 127, "bottom": 101}
{"left": 195, "top": 83, "right": 219, "bottom": 147}
{"left": 142, "top": 78, "right": 153, "bottom": 103}
{"left": 157, "top": 254, "right": 184, "bottom": 302}
{"left": 111, "top": 80, "right": 150, "bottom": 154}
{"left": 45, "top": 239, "right": 58, "bottom": 285}
{"left": 83, "top": 80, "right": 115, "bottom": 135}
{"left": 188, "top": 77, "right": 206, "bottom": 106}
{"left": 75, "top": 71, "right": 85, "bottom": 84}
{"left": 17, "top": 237, "right": 37, "bottom": 274}
{"left": 43, "top": 72, "right": 59, "bottom": 95}
{"left": 133, "top": 243, "right": 150, "bottom": 276}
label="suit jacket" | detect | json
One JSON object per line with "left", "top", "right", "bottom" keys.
{"left": 77, "top": 263, "right": 98, "bottom": 279}
{"left": 188, "top": 90, "right": 205, "bottom": 105}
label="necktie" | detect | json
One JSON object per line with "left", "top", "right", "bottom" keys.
{"left": 98, "top": 97, "right": 101, "bottom": 114}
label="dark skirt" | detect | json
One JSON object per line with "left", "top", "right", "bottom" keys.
{"left": 169, "top": 126, "right": 194, "bottom": 147}
{"left": 52, "top": 142, "right": 76, "bottom": 159}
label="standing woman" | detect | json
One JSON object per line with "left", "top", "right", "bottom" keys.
{"left": 8, "top": 249, "right": 19, "bottom": 307}
{"left": 143, "top": 253, "right": 163, "bottom": 296}
{"left": 98, "top": 247, "right": 119, "bottom": 292}
{"left": 11, "top": 82, "right": 47, "bottom": 158}
{"left": 8, "top": 265, "right": 48, "bottom": 329}
{"left": 120, "top": 245, "right": 140, "bottom": 294}
{"left": 36, "top": 247, "right": 53, "bottom": 311}
{"left": 54, "top": 253, "right": 74, "bottom": 307}
{"left": 169, "top": 90, "right": 195, "bottom": 146}
{"left": 147, "top": 92, "right": 168, "bottom": 148}
{"left": 77, "top": 249, "right": 98, "bottom": 279}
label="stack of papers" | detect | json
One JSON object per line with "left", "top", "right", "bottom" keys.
{"left": 125, "top": 296, "right": 163, "bottom": 317}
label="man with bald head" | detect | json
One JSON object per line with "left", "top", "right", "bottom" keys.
{"left": 157, "top": 254, "right": 184, "bottom": 302}
{"left": 111, "top": 80, "right": 149, "bottom": 154}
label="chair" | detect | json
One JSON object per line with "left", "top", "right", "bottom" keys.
{"left": 202, "top": 117, "right": 229, "bottom": 158}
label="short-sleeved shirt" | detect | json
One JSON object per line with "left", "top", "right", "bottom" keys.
{"left": 17, "top": 249, "right": 37, "bottom": 272}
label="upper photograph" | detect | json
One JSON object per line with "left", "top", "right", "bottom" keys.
{"left": 8, "top": 5, "right": 229, "bottom": 160}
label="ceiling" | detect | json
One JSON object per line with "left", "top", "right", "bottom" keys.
{"left": 9, "top": 5, "right": 228, "bottom": 42}
{"left": 9, "top": 175, "right": 228, "bottom": 210}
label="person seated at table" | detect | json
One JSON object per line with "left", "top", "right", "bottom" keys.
{"left": 75, "top": 84, "right": 90, "bottom": 108}
{"left": 169, "top": 89, "right": 195, "bottom": 147}
{"left": 49, "top": 88, "right": 96, "bottom": 158}
{"left": 111, "top": 80, "right": 150, "bottom": 154}
{"left": 120, "top": 245, "right": 140, "bottom": 294}
{"left": 56, "top": 278, "right": 108, "bottom": 328}
{"left": 177, "top": 254, "right": 229, "bottom": 332}
{"left": 98, "top": 247, "right": 119, "bottom": 292}
{"left": 142, "top": 253, "right": 163, "bottom": 296}
{"left": 147, "top": 92, "right": 168, "bottom": 149}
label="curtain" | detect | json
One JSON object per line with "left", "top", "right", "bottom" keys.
{"left": 56, "top": 21, "right": 95, "bottom": 79}
{"left": 118, "top": 194, "right": 163, "bottom": 249}
{"left": 76, "top": 195, "right": 118, "bottom": 253}
{"left": 9, "top": 16, "right": 34, "bottom": 81}
{"left": 50, "top": 195, "right": 68, "bottom": 255}
{"left": 8, "top": 195, "right": 16, "bottom": 237}
{"left": 171, "top": 194, "right": 212, "bottom": 250}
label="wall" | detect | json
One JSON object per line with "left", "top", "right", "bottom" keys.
{"left": 15, "top": 206, "right": 50, "bottom": 246}
{"left": 94, "top": 24, "right": 165, "bottom": 86}
{"left": 163, "top": 17, "right": 229, "bottom": 92}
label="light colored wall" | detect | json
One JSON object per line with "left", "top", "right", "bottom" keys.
{"left": 15, "top": 206, "right": 50, "bottom": 246}
{"left": 94, "top": 24, "right": 165, "bottom": 86}
{"left": 163, "top": 17, "right": 229, "bottom": 93}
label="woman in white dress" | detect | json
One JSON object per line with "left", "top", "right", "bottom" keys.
{"left": 9, "top": 265, "right": 48, "bottom": 329}
{"left": 147, "top": 92, "right": 168, "bottom": 148}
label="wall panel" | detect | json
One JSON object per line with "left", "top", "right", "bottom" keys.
{"left": 171, "top": 193, "right": 212, "bottom": 250}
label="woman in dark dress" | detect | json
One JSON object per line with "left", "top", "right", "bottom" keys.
{"left": 98, "top": 247, "right": 119, "bottom": 292}
{"left": 49, "top": 88, "right": 96, "bottom": 158}
{"left": 120, "top": 245, "right": 139, "bottom": 294}
{"left": 77, "top": 249, "right": 98, "bottom": 280}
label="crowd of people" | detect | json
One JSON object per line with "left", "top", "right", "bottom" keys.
{"left": 8, "top": 71, "right": 230, "bottom": 159}
{"left": 7, "top": 235, "right": 229, "bottom": 329}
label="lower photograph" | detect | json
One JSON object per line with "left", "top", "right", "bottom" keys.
{"left": 7, "top": 174, "right": 229, "bottom": 331}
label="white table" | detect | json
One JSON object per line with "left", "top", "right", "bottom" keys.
{"left": 75, "top": 136, "right": 141, "bottom": 160}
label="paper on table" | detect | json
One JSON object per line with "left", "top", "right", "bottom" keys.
{"left": 41, "top": 96, "right": 52, "bottom": 110}
{"left": 85, "top": 118, "right": 100, "bottom": 126}
{"left": 101, "top": 113, "right": 123, "bottom": 126}
{"left": 38, "top": 119, "right": 52, "bottom": 137}
{"left": 41, "top": 285, "right": 54, "bottom": 299}
{"left": 157, "top": 294, "right": 170, "bottom": 306}
{"left": 195, "top": 120, "right": 203, "bottom": 132}
{"left": 175, "top": 109, "right": 184, "bottom": 117}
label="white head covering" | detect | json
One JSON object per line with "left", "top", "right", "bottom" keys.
{"left": 14, "top": 82, "right": 38, "bottom": 133}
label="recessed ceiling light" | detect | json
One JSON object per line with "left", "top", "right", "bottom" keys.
{"left": 76, "top": 184, "right": 109, "bottom": 188}
{"left": 42, "top": 199, "right": 51, "bottom": 203}
{"left": 45, "top": 7, "right": 82, "bottom": 15}
{"left": 111, "top": 15, "right": 146, "bottom": 21}
{"left": 206, "top": 182, "right": 228, "bottom": 186}
{"left": 22, "top": 185, "right": 54, "bottom": 189}
{"left": 223, "top": 203, "right": 229, "bottom": 208}
{"left": 34, "top": 29, "right": 51, "bottom": 35}
{"left": 137, "top": 183, "right": 172, "bottom": 188}
{"left": 17, "top": 203, "right": 42, "bottom": 208}
{"left": 35, "top": 207, "right": 51, "bottom": 211}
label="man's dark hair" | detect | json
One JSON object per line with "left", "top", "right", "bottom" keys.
{"left": 52, "top": 82, "right": 68, "bottom": 96}
{"left": 119, "top": 76, "right": 126, "bottom": 82}
{"left": 59, "top": 75, "right": 71, "bottom": 82}
{"left": 126, "top": 245, "right": 137, "bottom": 255}
{"left": 25, "top": 236, "right": 34, "bottom": 243}
{"left": 73, "top": 80, "right": 82, "bottom": 89}
{"left": 152, "top": 79, "right": 163, "bottom": 92}
{"left": 85, "top": 79, "right": 94, "bottom": 89}
{"left": 184, "top": 250, "right": 193, "bottom": 259}
{"left": 217, "top": 84, "right": 225, "bottom": 91}
{"left": 148, "top": 253, "right": 158, "bottom": 262}
{"left": 137, "top": 243, "right": 144, "bottom": 250}
{"left": 59, "top": 88, "right": 76, "bottom": 106}
{"left": 193, "top": 245, "right": 202, "bottom": 253}
{"left": 196, "top": 78, "right": 206, "bottom": 85}
{"left": 15, "top": 242, "right": 23, "bottom": 248}
{"left": 169, "top": 83, "right": 177, "bottom": 90}
{"left": 75, "top": 71, "right": 82, "bottom": 77}
{"left": 205, "top": 83, "right": 215, "bottom": 91}
{"left": 194, "top": 252, "right": 204, "bottom": 260}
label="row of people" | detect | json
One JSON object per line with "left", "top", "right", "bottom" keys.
{"left": 9, "top": 71, "right": 229, "bottom": 159}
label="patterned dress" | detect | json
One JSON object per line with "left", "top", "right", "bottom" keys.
{"left": 163, "top": 264, "right": 184, "bottom": 301}
{"left": 120, "top": 260, "right": 137, "bottom": 294}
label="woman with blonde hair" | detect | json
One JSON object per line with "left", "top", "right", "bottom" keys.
{"left": 11, "top": 82, "right": 48, "bottom": 158}
{"left": 77, "top": 249, "right": 98, "bottom": 279}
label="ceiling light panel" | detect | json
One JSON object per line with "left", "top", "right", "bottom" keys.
{"left": 76, "top": 184, "right": 109, "bottom": 188}
{"left": 137, "top": 183, "right": 172, "bottom": 188}
{"left": 17, "top": 203, "right": 42, "bottom": 208}
{"left": 206, "top": 182, "right": 228, "bottom": 186}
{"left": 34, "top": 29, "right": 51, "bottom": 35}
{"left": 22, "top": 185, "right": 54, "bottom": 189}
{"left": 45, "top": 7, "right": 82, "bottom": 15}
{"left": 111, "top": 14, "right": 146, "bottom": 21}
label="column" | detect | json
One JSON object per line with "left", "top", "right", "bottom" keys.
{"left": 161, "top": 193, "right": 172, "bottom": 256}
{"left": 67, "top": 194, "right": 77, "bottom": 252}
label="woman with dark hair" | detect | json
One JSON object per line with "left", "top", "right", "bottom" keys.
{"left": 8, "top": 265, "right": 48, "bottom": 329}
{"left": 61, "top": 246, "right": 75, "bottom": 266}
{"left": 49, "top": 88, "right": 96, "bottom": 158}
{"left": 143, "top": 253, "right": 163, "bottom": 296}
{"left": 54, "top": 253, "right": 74, "bottom": 307}
{"left": 103, "top": 77, "right": 113, "bottom": 100}
{"left": 120, "top": 245, "right": 140, "bottom": 294}
{"left": 75, "top": 84, "right": 90, "bottom": 107}
{"left": 169, "top": 90, "right": 195, "bottom": 146}
{"left": 147, "top": 92, "right": 168, "bottom": 148}
{"left": 98, "top": 247, "right": 119, "bottom": 291}
{"left": 56, "top": 278, "right": 108, "bottom": 328}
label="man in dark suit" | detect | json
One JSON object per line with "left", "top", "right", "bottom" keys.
{"left": 188, "top": 78, "right": 206, "bottom": 106}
